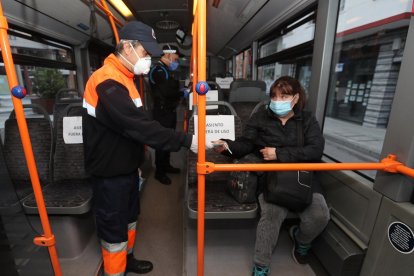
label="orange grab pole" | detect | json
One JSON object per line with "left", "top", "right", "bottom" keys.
{"left": 196, "top": 154, "right": 414, "bottom": 179}
{"left": 0, "top": 2, "right": 62, "bottom": 275}
{"left": 196, "top": 0, "right": 207, "bottom": 276}
{"left": 95, "top": 0, "right": 124, "bottom": 27}
{"left": 98, "top": 0, "right": 122, "bottom": 43}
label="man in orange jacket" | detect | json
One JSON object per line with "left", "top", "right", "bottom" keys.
{"left": 83, "top": 21, "right": 208, "bottom": 275}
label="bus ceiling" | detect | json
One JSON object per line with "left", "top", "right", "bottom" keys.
{"left": 3, "top": 0, "right": 316, "bottom": 58}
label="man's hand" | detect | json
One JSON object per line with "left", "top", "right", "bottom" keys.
{"left": 180, "top": 88, "right": 190, "bottom": 98}
{"left": 190, "top": 135, "right": 214, "bottom": 153}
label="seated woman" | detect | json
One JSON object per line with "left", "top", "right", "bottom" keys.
{"left": 212, "top": 76, "right": 330, "bottom": 276}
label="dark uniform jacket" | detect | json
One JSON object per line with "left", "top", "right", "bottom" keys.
{"left": 149, "top": 61, "right": 181, "bottom": 111}
{"left": 82, "top": 54, "right": 192, "bottom": 177}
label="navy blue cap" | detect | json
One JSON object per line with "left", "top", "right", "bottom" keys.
{"left": 119, "top": 21, "right": 163, "bottom": 57}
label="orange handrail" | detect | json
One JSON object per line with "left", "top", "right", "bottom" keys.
{"left": 197, "top": 154, "right": 414, "bottom": 178}
{"left": 0, "top": 2, "right": 62, "bottom": 275}
{"left": 98, "top": 0, "right": 122, "bottom": 43}
{"left": 196, "top": 1, "right": 207, "bottom": 276}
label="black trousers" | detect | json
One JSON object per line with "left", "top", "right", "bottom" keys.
{"left": 92, "top": 172, "right": 140, "bottom": 243}
{"left": 153, "top": 106, "right": 177, "bottom": 172}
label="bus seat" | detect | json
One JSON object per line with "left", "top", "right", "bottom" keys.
{"left": 52, "top": 89, "right": 82, "bottom": 139}
{"left": 2, "top": 104, "right": 53, "bottom": 209}
{"left": 249, "top": 100, "right": 269, "bottom": 119}
{"left": 205, "top": 81, "right": 228, "bottom": 115}
{"left": 187, "top": 101, "right": 258, "bottom": 219}
{"left": 228, "top": 80, "right": 267, "bottom": 128}
{"left": 22, "top": 103, "right": 96, "bottom": 259}
{"left": 187, "top": 81, "right": 228, "bottom": 116}
{"left": 23, "top": 103, "right": 92, "bottom": 215}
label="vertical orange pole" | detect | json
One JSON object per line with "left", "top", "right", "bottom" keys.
{"left": 196, "top": 0, "right": 206, "bottom": 276}
{"left": 99, "top": 0, "right": 120, "bottom": 43}
{"left": 0, "top": 2, "right": 61, "bottom": 275}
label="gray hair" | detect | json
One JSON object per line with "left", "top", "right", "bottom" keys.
{"left": 115, "top": 40, "right": 142, "bottom": 55}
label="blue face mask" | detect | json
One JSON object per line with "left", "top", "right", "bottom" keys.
{"left": 269, "top": 99, "right": 293, "bottom": 117}
{"left": 169, "top": 61, "right": 179, "bottom": 71}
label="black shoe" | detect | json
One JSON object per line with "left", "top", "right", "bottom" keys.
{"left": 155, "top": 171, "right": 172, "bottom": 185}
{"left": 165, "top": 165, "right": 180, "bottom": 174}
{"left": 126, "top": 254, "right": 153, "bottom": 274}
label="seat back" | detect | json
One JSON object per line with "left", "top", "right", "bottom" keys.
{"left": 187, "top": 102, "right": 242, "bottom": 185}
{"left": 228, "top": 80, "right": 267, "bottom": 126}
{"left": 205, "top": 81, "right": 227, "bottom": 115}
{"left": 3, "top": 104, "right": 53, "bottom": 199}
{"left": 249, "top": 100, "right": 269, "bottom": 119}
{"left": 53, "top": 89, "right": 82, "bottom": 139}
{"left": 53, "top": 103, "right": 87, "bottom": 182}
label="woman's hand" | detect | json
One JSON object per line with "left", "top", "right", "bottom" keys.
{"left": 260, "top": 147, "right": 277, "bottom": 160}
{"left": 211, "top": 140, "right": 229, "bottom": 153}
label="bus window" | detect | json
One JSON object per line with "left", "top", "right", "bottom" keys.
{"left": 0, "top": 26, "right": 77, "bottom": 136}
{"left": 235, "top": 48, "right": 252, "bottom": 80}
{"left": 257, "top": 11, "right": 315, "bottom": 93}
{"left": 323, "top": 0, "right": 411, "bottom": 178}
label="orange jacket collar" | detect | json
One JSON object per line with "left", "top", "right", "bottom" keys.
{"left": 105, "top": 54, "right": 134, "bottom": 79}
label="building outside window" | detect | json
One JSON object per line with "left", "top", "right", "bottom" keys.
{"left": 242, "top": 48, "right": 252, "bottom": 79}
{"left": 323, "top": 0, "right": 411, "bottom": 178}
{"left": 235, "top": 51, "right": 244, "bottom": 79}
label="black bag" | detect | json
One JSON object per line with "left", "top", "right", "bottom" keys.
{"left": 263, "top": 119, "right": 313, "bottom": 212}
{"left": 227, "top": 154, "right": 261, "bottom": 204}
{"left": 263, "top": 170, "right": 313, "bottom": 211}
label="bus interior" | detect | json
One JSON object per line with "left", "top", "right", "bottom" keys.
{"left": 0, "top": 0, "right": 414, "bottom": 275}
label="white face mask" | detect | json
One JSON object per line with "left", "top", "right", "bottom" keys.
{"left": 119, "top": 43, "right": 152, "bottom": 75}
{"left": 133, "top": 56, "right": 151, "bottom": 75}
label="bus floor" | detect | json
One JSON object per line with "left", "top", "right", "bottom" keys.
{"left": 131, "top": 148, "right": 329, "bottom": 276}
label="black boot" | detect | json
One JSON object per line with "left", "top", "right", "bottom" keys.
{"left": 165, "top": 165, "right": 180, "bottom": 174}
{"left": 126, "top": 253, "right": 153, "bottom": 274}
{"left": 155, "top": 171, "right": 172, "bottom": 185}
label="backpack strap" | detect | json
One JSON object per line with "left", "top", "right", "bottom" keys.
{"left": 149, "top": 65, "right": 169, "bottom": 84}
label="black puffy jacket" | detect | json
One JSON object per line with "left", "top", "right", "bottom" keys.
{"left": 225, "top": 108, "right": 325, "bottom": 194}
{"left": 226, "top": 108, "right": 324, "bottom": 162}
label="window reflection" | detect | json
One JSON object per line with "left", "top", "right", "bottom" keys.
{"left": 323, "top": 0, "right": 411, "bottom": 178}
{"left": 257, "top": 11, "right": 315, "bottom": 94}
{"left": 259, "top": 19, "right": 315, "bottom": 58}
{"left": 5, "top": 30, "right": 74, "bottom": 63}
{"left": 0, "top": 28, "right": 77, "bottom": 133}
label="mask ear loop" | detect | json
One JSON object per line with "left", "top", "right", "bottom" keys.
{"left": 118, "top": 42, "right": 136, "bottom": 69}
{"left": 130, "top": 42, "right": 143, "bottom": 62}
{"left": 290, "top": 93, "right": 299, "bottom": 109}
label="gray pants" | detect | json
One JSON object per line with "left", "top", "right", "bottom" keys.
{"left": 254, "top": 193, "right": 330, "bottom": 266}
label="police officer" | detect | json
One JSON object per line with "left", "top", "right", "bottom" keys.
{"left": 149, "top": 44, "right": 184, "bottom": 185}
{"left": 82, "top": 21, "right": 207, "bottom": 276}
